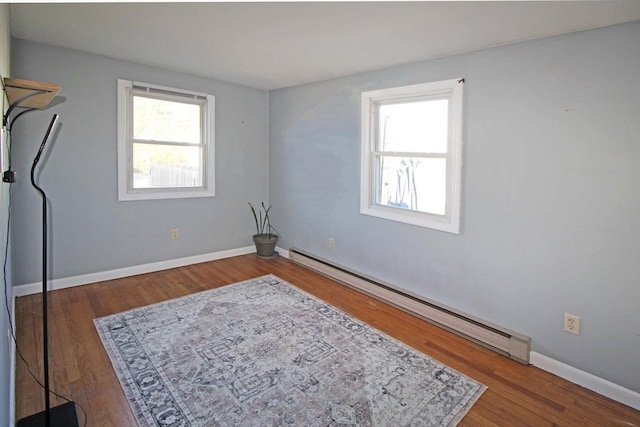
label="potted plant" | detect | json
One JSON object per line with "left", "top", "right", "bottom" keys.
{"left": 249, "top": 202, "right": 279, "bottom": 259}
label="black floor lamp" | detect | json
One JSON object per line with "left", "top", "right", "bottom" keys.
{"left": 3, "top": 78, "right": 78, "bottom": 427}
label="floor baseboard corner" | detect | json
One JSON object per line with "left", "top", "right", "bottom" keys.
{"left": 275, "top": 247, "right": 290, "bottom": 259}
{"left": 530, "top": 351, "right": 640, "bottom": 410}
{"left": 13, "top": 246, "right": 256, "bottom": 298}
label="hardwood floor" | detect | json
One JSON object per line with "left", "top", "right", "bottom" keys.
{"left": 14, "top": 254, "right": 640, "bottom": 426}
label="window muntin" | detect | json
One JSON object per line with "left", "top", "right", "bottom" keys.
{"left": 361, "top": 79, "right": 463, "bottom": 233}
{"left": 117, "top": 79, "right": 215, "bottom": 201}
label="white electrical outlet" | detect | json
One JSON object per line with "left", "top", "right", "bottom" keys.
{"left": 564, "top": 313, "right": 581, "bottom": 335}
{"left": 171, "top": 228, "right": 180, "bottom": 240}
{"left": 328, "top": 238, "right": 335, "bottom": 250}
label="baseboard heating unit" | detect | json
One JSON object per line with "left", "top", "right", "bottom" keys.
{"left": 289, "top": 248, "right": 531, "bottom": 364}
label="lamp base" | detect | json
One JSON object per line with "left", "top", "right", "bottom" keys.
{"left": 17, "top": 402, "right": 79, "bottom": 427}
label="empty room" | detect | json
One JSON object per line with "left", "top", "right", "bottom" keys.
{"left": 1, "top": 2, "right": 639, "bottom": 426}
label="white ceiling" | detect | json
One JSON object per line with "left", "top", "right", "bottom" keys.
{"left": 10, "top": 1, "right": 640, "bottom": 91}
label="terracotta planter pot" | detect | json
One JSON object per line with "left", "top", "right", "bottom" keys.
{"left": 252, "top": 234, "right": 278, "bottom": 259}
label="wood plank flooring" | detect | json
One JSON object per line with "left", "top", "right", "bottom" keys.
{"left": 14, "top": 254, "right": 640, "bottom": 426}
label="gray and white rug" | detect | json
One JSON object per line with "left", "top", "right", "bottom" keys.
{"left": 94, "top": 275, "right": 486, "bottom": 426}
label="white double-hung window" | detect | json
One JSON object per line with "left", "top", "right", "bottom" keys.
{"left": 117, "top": 79, "right": 215, "bottom": 201}
{"left": 360, "top": 78, "right": 464, "bottom": 233}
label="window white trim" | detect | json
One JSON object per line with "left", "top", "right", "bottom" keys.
{"left": 117, "top": 79, "right": 215, "bottom": 201}
{"left": 360, "top": 79, "right": 463, "bottom": 234}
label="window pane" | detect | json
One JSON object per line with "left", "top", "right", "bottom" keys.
{"left": 133, "top": 95, "right": 201, "bottom": 144}
{"left": 378, "top": 99, "right": 448, "bottom": 153}
{"left": 133, "top": 143, "right": 203, "bottom": 189}
{"left": 376, "top": 156, "right": 446, "bottom": 215}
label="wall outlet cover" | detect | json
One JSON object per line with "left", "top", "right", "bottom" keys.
{"left": 564, "top": 313, "right": 581, "bottom": 335}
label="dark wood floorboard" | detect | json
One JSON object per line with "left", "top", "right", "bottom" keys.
{"left": 14, "top": 254, "right": 640, "bottom": 426}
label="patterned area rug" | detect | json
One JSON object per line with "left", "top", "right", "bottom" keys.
{"left": 94, "top": 275, "right": 486, "bottom": 426}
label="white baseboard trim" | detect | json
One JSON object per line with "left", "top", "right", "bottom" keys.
{"left": 14, "top": 248, "right": 637, "bottom": 413}
{"left": 13, "top": 246, "right": 256, "bottom": 297}
{"left": 275, "top": 247, "right": 289, "bottom": 259}
{"left": 530, "top": 351, "right": 640, "bottom": 410}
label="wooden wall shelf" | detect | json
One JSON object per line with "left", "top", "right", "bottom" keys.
{"left": 4, "top": 78, "right": 61, "bottom": 110}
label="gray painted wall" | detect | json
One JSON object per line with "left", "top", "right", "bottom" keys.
{"left": 1, "top": 5, "right": 12, "bottom": 424}
{"left": 269, "top": 22, "right": 640, "bottom": 392}
{"left": 10, "top": 39, "right": 269, "bottom": 286}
